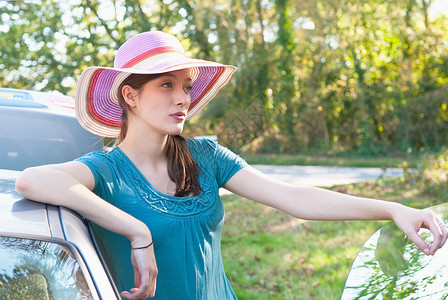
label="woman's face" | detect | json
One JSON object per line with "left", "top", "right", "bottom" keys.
{"left": 125, "top": 69, "right": 193, "bottom": 137}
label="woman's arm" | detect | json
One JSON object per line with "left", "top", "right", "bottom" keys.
{"left": 224, "top": 166, "right": 447, "bottom": 255}
{"left": 15, "top": 162, "right": 157, "bottom": 299}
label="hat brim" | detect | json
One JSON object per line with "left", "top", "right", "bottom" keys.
{"left": 75, "top": 58, "right": 236, "bottom": 137}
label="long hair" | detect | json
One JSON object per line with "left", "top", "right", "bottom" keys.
{"left": 117, "top": 73, "right": 202, "bottom": 197}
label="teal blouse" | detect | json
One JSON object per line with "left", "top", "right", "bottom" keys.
{"left": 76, "top": 138, "right": 247, "bottom": 299}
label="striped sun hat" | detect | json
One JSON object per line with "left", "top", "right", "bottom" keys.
{"left": 75, "top": 31, "right": 237, "bottom": 137}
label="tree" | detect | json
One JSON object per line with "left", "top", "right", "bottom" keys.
{"left": 1, "top": 0, "right": 447, "bottom": 154}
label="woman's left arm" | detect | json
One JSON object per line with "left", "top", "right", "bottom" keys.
{"left": 224, "top": 166, "right": 448, "bottom": 255}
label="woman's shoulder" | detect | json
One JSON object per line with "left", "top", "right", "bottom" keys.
{"left": 186, "top": 137, "right": 244, "bottom": 164}
{"left": 186, "top": 138, "right": 220, "bottom": 168}
{"left": 187, "top": 137, "right": 232, "bottom": 159}
{"left": 76, "top": 148, "right": 120, "bottom": 169}
{"left": 75, "top": 148, "right": 126, "bottom": 186}
{"left": 187, "top": 137, "right": 218, "bottom": 152}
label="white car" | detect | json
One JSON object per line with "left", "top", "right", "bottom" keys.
{"left": 0, "top": 88, "right": 103, "bottom": 170}
{"left": 0, "top": 169, "right": 119, "bottom": 299}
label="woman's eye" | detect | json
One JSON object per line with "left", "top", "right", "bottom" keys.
{"left": 162, "top": 82, "right": 172, "bottom": 88}
{"left": 184, "top": 85, "right": 193, "bottom": 93}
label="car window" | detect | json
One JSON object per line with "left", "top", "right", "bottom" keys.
{"left": 341, "top": 203, "right": 448, "bottom": 299}
{"left": 0, "top": 236, "right": 94, "bottom": 300}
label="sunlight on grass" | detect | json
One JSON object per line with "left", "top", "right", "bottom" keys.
{"left": 221, "top": 195, "right": 384, "bottom": 299}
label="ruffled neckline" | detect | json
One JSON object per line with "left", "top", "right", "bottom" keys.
{"left": 114, "top": 147, "right": 197, "bottom": 200}
{"left": 110, "top": 147, "right": 216, "bottom": 217}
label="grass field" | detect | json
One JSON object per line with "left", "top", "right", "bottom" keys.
{"left": 221, "top": 176, "right": 445, "bottom": 299}
{"left": 243, "top": 153, "right": 420, "bottom": 168}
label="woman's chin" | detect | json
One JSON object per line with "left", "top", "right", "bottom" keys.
{"left": 165, "top": 125, "right": 185, "bottom": 136}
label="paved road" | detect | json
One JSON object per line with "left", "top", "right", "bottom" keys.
{"left": 220, "top": 165, "right": 405, "bottom": 195}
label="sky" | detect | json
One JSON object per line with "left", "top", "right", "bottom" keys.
{"left": 429, "top": 0, "right": 448, "bottom": 17}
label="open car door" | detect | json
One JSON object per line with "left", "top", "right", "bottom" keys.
{"left": 341, "top": 203, "right": 448, "bottom": 299}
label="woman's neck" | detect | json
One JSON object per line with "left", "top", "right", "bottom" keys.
{"left": 118, "top": 130, "right": 168, "bottom": 167}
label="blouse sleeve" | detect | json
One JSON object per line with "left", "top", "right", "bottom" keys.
{"left": 214, "top": 142, "right": 248, "bottom": 187}
{"left": 74, "top": 151, "right": 111, "bottom": 195}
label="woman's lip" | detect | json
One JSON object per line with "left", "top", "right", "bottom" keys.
{"left": 170, "top": 112, "right": 186, "bottom": 121}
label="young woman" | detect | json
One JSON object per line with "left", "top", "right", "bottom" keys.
{"left": 16, "top": 31, "right": 447, "bottom": 300}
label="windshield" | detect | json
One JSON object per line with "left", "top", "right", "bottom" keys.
{"left": 0, "top": 236, "right": 94, "bottom": 300}
{"left": 341, "top": 203, "right": 448, "bottom": 299}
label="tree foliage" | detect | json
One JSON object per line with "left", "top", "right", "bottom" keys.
{"left": 1, "top": 0, "right": 447, "bottom": 155}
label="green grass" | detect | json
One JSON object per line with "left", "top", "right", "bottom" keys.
{"left": 221, "top": 177, "right": 445, "bottom": 299}
{"left": 242, "top": 153, "right": 419, "bottom": 168}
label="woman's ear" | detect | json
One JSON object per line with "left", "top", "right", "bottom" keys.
{"left": 122, "top": 85, "right": 138, "bottom": 108}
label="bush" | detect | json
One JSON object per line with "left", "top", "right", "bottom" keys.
{"left": 418, "top": 147, "right": 448, "bottom": 185}
{"left": 415, "top": 147, "right": 448, "bottom": 203}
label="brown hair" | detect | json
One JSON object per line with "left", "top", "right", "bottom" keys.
{"left": 117, "top": 73, "right": 202, "bottom": 197}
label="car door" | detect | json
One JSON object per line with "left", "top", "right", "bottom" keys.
{"left": 341, "top": 203, "right": 448, "bottom": 299}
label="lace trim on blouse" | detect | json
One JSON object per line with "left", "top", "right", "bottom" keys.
{"left": 113, "top": 148, "right": 217, "bottom": 217}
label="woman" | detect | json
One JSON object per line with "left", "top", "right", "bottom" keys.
{"left": 16, "top": 31, "right": 447, "bottom": 300}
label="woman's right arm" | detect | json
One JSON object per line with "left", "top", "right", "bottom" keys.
{"left": 15, "top": 162, "right": 158, "bottom": 299}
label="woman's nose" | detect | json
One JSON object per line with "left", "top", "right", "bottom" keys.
{"left": 175, "top": 88, "right": 190, "bottom": 107}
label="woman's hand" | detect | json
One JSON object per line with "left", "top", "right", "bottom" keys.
{"left": 120, "top": 241, "right": 158, "bottom": 299}
{"left": 392, "top": 206, "right": 447, "bottom": 256}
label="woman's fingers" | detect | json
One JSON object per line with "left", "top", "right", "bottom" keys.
{"left": 148, "top": 271, "right": 157, "bottom": 297}
{"left": 133, "top": 265, "right": 142, "bottom": 292}
{"left": 404, "top": 227, "right": 432, "bottom": 255}
{"left": 395, "top": 209, "right": 447, "bottom": 256}
{"left": 420, "top": 215, "right": 446, "bottom": 255}
{"left": 441, "top": 223, "right": 448, "bottom": 250}
{"left": 120, "top": 245, "right": 158, "bottom": 299}
{"left": 428, "top": 218, "right": 448, "bottom": 254}
{"left": 119, "top": 274, "right": 155, "bottom": 299}
{"left": 120, "top": 282, "right": 150, "bottom": 299}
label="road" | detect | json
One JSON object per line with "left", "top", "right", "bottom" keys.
{"left": 220, "top": 165, "right": 405, "bottom": 195}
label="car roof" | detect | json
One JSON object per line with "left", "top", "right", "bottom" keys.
{"left": 0, "top": 87, "right": 76, "bottom": 116}
{"left": 0, "top": 170, "right": 51, "bottom": 238}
